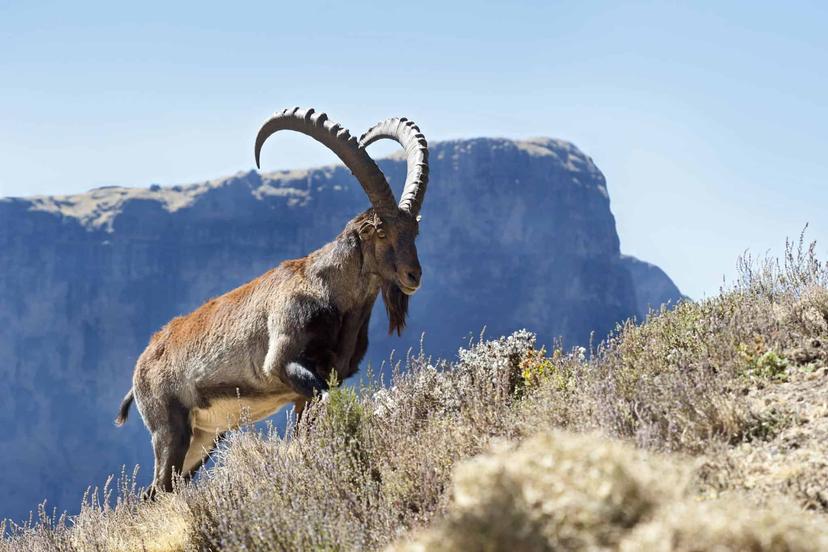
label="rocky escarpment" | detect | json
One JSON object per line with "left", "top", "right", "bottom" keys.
{"left": 0, "top": 137, "right": 682, "bottom": 521}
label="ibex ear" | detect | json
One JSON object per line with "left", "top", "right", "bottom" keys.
{"left": 358, "top": 223, "right": 375, "bottom": 240}
{"left": 358, "top": 213, "right": 385, "bottom": 240}
{"left": 358, "top": 217, "right": 378, "bottom": 240}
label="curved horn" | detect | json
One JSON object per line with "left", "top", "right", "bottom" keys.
{"left": 359, "top": 118, "right": 429, "bottom": 217}
{"left": 255, "top": 107, "right": 398, "bottom": 220}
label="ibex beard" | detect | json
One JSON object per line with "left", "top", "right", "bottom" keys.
{"left": 114, "top": 108, "right": 429, "bottom": 497}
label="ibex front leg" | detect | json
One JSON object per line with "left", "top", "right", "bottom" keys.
{"left": 262, "top": 330, "right": 328, "bottom": 398}
{"left": 286, "top": 361, "right": 329, "bottom": 397}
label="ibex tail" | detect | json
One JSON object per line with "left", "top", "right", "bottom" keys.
{"left": 114, "top": 388, "right": 134, "bottom": 427}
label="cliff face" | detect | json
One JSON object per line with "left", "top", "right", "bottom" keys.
{"left": 0, "top": 137, "right": 682, "bottom": 521}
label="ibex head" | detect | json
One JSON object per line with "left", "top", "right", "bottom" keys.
{"left": 254, "top": 109, "right": 429, "bottom": 335}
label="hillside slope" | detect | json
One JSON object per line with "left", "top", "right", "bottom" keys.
{"left": 2, "top": 239, "right": 825, "bottom": 551}
{"left": 0, "top": 137, "right": 682, "bottom": 521}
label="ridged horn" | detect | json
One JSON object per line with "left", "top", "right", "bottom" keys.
{"left": 255, "top": 107, "right": 398, "bottom": 220}
{"left": 359, "top": 117, "right": 429, "bottom": 217}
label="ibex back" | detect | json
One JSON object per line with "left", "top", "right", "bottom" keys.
{"left": 114, "top": 107, "right": 429, "bottom": 496}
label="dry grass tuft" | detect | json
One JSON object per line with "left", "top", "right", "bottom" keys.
{"left": 390, "top": 431, "right": 828, "bottom": 552}
{"left": 621, "top": 497, "right": 828, "bottom": 552}
{"left": 389, "top": 431, "right": 686, "bottom": 551}
{"left": 0, "top": 471, "right": 194, "bottom": 552}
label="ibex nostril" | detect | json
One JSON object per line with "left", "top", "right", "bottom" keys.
{"left": 406, "top": 272, "right": 420, "bottom": 286}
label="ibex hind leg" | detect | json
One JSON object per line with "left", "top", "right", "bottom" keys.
{"left": 145, "top": 397, "right": 191, "bottom": 499}
{"left": 181, "top": 429, "right": 226, "bottom": 481}
{"left": 293, "top": 397, "right": 309, "bottom": 423}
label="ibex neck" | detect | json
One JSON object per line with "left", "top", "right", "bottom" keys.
{"left": 306, "top": 226, "right": 380, "bottom": 312}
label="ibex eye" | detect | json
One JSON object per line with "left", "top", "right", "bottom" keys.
{"left": 376, "top": 229, "right": 387, "bottom": 239}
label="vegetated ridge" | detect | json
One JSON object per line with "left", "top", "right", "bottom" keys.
{"left": 3, "top": 236, "right": 826, "bottom": 551}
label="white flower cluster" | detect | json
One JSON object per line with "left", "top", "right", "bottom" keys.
{"left": 371, "top": 330, "right": 537, "bottom": 420}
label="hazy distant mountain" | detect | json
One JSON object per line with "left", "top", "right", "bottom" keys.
{"left": 622, "top": 255, "right": 686, "bottom": 318}
{"left": 0, "top": 136, "right": 682, "bottom": 521}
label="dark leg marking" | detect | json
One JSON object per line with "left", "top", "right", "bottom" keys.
{"left": 148, "top": 398, "right": 191, "bottom": 495}
{"left": 285, "top": 361, "right": 329, "bottom": 398}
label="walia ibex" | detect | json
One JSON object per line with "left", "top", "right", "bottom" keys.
{"left": 114, "top": 107, "right": 429, "bottom": 495}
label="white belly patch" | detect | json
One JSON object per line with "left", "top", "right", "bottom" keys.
{"left": 192, "top": 393, "right": 296, "bottom": 433}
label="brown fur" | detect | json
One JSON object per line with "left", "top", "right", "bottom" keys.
{"left": 281, "top": 258, "right": 308, "bottom": 276}
{"left": 162, "top": 272, "right": 272, "bottom": 350}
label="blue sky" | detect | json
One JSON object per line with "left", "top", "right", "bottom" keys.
{"left": 1, "top": 1, "right": 826, "bottom": 299}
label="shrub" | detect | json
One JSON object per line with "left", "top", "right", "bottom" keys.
{"left": 390, "top": 431, "right": 684, "bottom": 551}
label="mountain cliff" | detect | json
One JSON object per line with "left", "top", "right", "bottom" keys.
{"left": 0, "top": 136, "right": 682, "bottom": 521}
